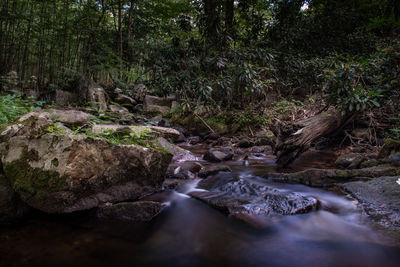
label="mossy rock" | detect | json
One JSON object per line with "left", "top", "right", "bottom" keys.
{"left": 3, "top": 147, "right": 67, "bottom": 202}
{"left": 378, "top": 139, "right": 400, "bottom": 158}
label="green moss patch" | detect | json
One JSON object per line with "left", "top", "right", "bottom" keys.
{"left": 3, "top": 148, "right": 67, "bottom": 201}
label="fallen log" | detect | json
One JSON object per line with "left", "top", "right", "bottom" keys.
{"left": 272, "top": 111, "right": 346, "bottom": 166}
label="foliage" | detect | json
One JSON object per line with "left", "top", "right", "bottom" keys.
{"left": 0, "top": 95, "right": 41, "bottom": 128}
{"left": 319, "top": 41, "right": 400, "bottom": 114}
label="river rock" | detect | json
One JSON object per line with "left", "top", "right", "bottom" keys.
{"left": 157, "top": 137, "right": 198, "bottom": 162}
{"left": 203, "top": 147, "right": 234, "bottom": 162}
{"left": 198, "top": 165, "right": 232, "bottom": 178}
{"left": 97, "top": 201, "right": 164, "bottom": 222}
{"left": 190, "top": 176, "right": 318, "bottom": 217}
{"left": 342, "top": 176, "right": 400, "bottom": 229}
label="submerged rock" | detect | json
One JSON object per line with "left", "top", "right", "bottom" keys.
{"left": 342, "top": 176, "right": 400, "bottom": 229}
{"left": 190, "top": 176, "right": 317, "bottom": 217}
{"left": 97, "top": 201, "right": 164, "bottom": 222}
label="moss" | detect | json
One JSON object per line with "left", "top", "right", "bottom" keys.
{"left": 3, "top": 147, "right": 67, "bottom": 201}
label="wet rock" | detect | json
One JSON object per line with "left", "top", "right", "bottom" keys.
{"left": 203, "top": 147, "right": 234, "bottom": 163}
{"left": 265, "top": 166, "right": 399, "bottom": 187}
{"left": 157, "top": 137, "right": 197, "bottom": 162}
{"left": 335, "top": 153, "right": 367, "bottom": 169}
{"left": 97, "top": 201, "right": 164, "bottom": 222}
{"left": 165, "top": 165, "right": 196, "bottom": 180}
{"left": 190, "top": 177, "right": 318, "bottom": 217}
{"left": 198, "top": 165, "right": 232, "bottom": 178}
{"left": 189, "top": 162, "right": 204, "bottom": 173}
{"left": 163, "top": 179, "right": 191, "bottom": 190}
{"left": 342, "top": 176, "right": 400, "bottom": 229}
{"left": 237, "top": 139, "right": 253, "bottom": 148}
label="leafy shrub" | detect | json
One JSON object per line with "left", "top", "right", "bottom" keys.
{"left": 319, "top": 42, "right": 400, "bottom": 114}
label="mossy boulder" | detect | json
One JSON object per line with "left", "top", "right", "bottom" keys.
{"left": 0, "top": 126, "right": 172, "bottom": 214}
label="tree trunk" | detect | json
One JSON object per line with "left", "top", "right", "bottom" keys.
{"left": 272, "top": 111, "right": 345, "bottom": 166}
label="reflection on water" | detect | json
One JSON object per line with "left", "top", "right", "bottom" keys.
{"left": 1, "top": 173, "right": 400, "bottom": 267}
{"left": 1, "top": 146, "right": 399, "bottom": 267}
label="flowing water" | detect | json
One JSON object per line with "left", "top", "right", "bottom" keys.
{"left": 1, "top": 147, "right": 400, "bottom": 267}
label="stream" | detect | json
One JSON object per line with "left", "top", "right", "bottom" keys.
{"left": 1, "top": 144, "right": 400, "bottom": 267}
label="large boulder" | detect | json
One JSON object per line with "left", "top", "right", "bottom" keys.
{"left": 0, "top": 111, "right": 173, "bottom": 214}
{"left": 190, "top": 176, "right": 318, "bottom": 217}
